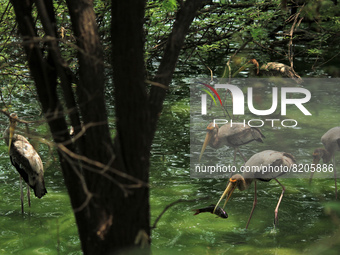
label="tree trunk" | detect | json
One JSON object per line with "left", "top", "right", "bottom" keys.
{"left": 9, "top": 0, "right": 207, "bottom": 253}
{"left": 110, "top": 0, "right": 151, "bottom": 253}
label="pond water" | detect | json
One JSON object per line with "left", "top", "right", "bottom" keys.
{"left": 1, "top": 78, "right": 340, "bottom": 254}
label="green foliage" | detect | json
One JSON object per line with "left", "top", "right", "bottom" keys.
{"left": 144, "top": 0, "right": 340, "bottom": 77}
{"left": 161, "top": 0, "right": 177, "bottom": 12}
{"left": 307, "top": 48, "right": 323, "bottom": 55}
{"left": 250, "top": 25, "right": 268, "bottom": 42}
{"left": 2, "top": 0, "right": 339, "bottom": 104}
{"left": 1, "top": 0, "right": 340, "bottom": 110}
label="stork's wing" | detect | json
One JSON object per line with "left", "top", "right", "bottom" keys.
{"left": 321, "top": 127, "right": 340, "bottom": 153}
{"left": 10, "top": 156, "right": 29, "bottom": 184}
{"left": 11, "top": 139, "right": 43, "bottom": 176}
{"left": 245, "top": 150, "right": 296, "bottom": 181}
{"left": 226, "top": 127, "right": 265, "bottom": 147}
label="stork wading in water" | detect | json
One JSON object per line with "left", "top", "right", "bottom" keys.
{"left": 4, "top": 113, "right": 47, "bottom": 212}
{"left": 213, "top": 150, "right": 296, "bottom": 229}
{"left": 311, "top": 127, "right": 340, "bottom": 199}
{"left": 199, "top": 122, "right": 265, "bottom": 164}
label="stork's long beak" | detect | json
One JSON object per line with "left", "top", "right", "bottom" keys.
{"left": 8, "top": 121, "right": 15, "bottom": 154}
{"left": 199, "top": 132, "right": 212, "bottom": 162}
{"left": 213, "top": 179, "right": 237, "bottom": 213}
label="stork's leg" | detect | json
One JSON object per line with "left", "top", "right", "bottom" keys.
{"left": 236, "top": 148, "right": 247, "bottom": 163}
{"left": 20, "top": 176, "right": 24, "bottom": 214}
{"left": 27, "top": 184, "right": 31, "bottom": 207}
{"left": 274, "top": 178, "right": 285, "bottom": 226}
{"left": 333, "top": 156, "right": 337, "bottom": 200}
{"left": 246, "top": 181, "right": 257, "bottom": 229}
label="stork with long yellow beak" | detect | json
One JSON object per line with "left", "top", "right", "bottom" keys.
{"left": 213, "top": 150, "right": 295, "bottom": 229}
{"left": 4, "top": 113, "right": 47, "bottom": 213}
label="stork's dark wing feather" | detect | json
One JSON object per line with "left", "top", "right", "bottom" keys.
{"left": 10, "top": 155, "right": 30, "bottom": 185}
{"left": 226, "top": 127, "right": 265, "bottom": 147}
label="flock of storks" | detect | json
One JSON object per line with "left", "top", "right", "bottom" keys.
{"left": 198, "top": 122, "right": 340, "bottom": 228}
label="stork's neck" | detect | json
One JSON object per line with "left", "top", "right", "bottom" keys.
{"left": 209, "top": 128, "right": 222, "bottom": 148}
{"left": 238, "top": 177, "right": 253, "bottom": 191}
{"left": 210, "top": 135, "right": 220, "bottom": 148}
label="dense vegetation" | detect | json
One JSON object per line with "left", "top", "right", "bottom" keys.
{"left": 1, "top": 0, "right": 339, "bottom": 92}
